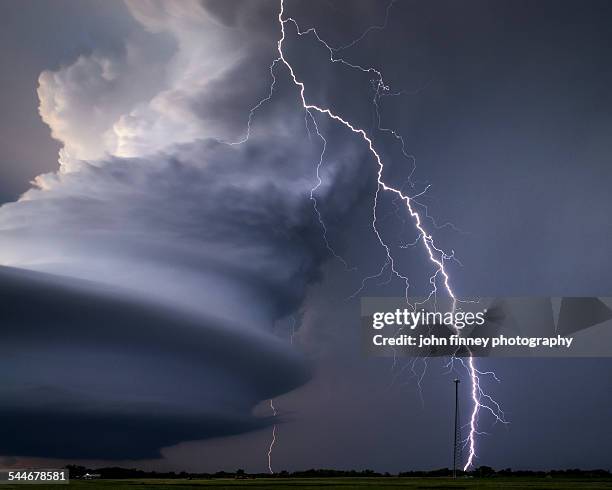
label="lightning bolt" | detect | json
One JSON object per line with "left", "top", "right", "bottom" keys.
{"left": 455, "top": 356, "right": 508, "bottom": 470}
{"left": 266, "top": 316, "right": 298, "bottom": 474}
{"left": 274, "top": 0, "right": 506, "bottom": 471}
{"left": 267, "top": 399, "right": 278, "bottom": 474}
{"left": 227, "top": 58, "right": 281, "bottom": 146}
{"left": 231, "top": 0, "right": 505, "bottom": 473}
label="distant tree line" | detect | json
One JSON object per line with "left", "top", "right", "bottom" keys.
{"left": 65, "top": 464, "right": 611, "bottom": 480}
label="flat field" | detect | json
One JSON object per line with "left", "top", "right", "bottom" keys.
{"left": 6, "top": 477, "right": 612, "bottom": 490}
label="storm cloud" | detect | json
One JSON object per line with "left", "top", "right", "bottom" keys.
{"left": 3, "top": 0, "right": 612, "bottom": 472}
{"left": 0, "top": 0, "right": 370, "bottom": 458}
{"left": 0, "top": 265, "right": 311, "bottom": 458}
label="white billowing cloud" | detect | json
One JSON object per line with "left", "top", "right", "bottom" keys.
{"left": 37, "top": 0, "right": 278, "bottom": 168}
{"left": 19, "top": 0, "right": 368, "bottom": 325}
{"left": 37, "top": 42, "right": 169, "bottom": 168}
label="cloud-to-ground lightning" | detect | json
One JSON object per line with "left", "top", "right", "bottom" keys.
{"left": 273, "top": 0, "right": 506, "bottom": 470}
{"left": 266, "top": 316, "right": 297, "bottom": 474}
{"left": 267, "top": 399, "right": 277, "bottom": 474}
{"left": 234, "top": 0, "right": 506, "bottom": 472}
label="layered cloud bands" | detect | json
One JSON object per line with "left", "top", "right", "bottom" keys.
{"left": 0, "top": 0, "right": 367, "bottom": 458}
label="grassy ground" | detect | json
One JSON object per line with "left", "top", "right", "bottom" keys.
{"left": 7, "top": 477, "right": 612, "bottom": 490}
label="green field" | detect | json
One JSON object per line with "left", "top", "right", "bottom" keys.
{"left": 7, "top": 478, "right": 612, "bottom": 490}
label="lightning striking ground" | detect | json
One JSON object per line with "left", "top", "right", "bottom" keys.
{"left": 274, "top": 0, "right": 506, "bottom": 470}
{"left": 236, "top": 0, "right": 505, "bottom": 472}
{"left": 268, "top": 399, "right": 278, "bottom": 474}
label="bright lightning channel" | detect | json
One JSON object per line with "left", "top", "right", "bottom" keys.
{"left": 233, "top": 0, "right": 506, "bottom": 473}
{"left": 274, "top": 0, "right": 505, "bottom": 471}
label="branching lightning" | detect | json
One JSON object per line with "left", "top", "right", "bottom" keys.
{"left": 275, "top": 0, "right": 507, "bottom": 470}
{"left": 235, "top": 0, "right": 506, "bottom": 472}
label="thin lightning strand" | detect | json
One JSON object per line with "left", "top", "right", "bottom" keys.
{"left": 268, "top": 399, "right": 277, "bottom": 474}
{"left": 227, "top": 59, "right": 281, "bottom": 146}
{"left": 274, "top": 0, "right": 504, "bottom": 471}
{"left": 306, "top": 112, "right": 354, "bottom": 269}
{"left": 329, "top": 0, "right": 396, "bottom": 53}
{"left": 267, "top": 316, "right": 298, "bottom": 474}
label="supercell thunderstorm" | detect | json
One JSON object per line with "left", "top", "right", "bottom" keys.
{"left": 0, "top": 0, "right": 512, "bottom": 471}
